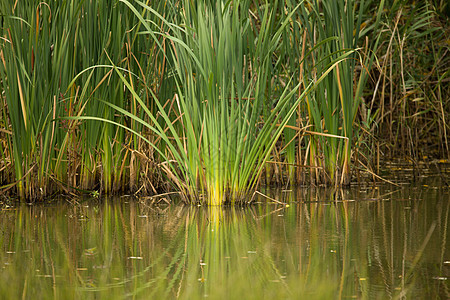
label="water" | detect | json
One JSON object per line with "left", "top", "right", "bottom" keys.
{"left": 0, "top": 184, "right": 448, "bottom": 299}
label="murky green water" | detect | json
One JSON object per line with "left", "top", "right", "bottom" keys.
{"left": 0, "top": 184, "right": 448, "bottom": 299}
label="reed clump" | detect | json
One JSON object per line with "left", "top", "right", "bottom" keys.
{"left": 0, "top": 0, "right": 448, "bottom": 204}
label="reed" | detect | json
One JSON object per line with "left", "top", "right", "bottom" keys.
{"left": 109, "top": 0, "right": 355, "bottom": 204}
{"left": 0, "top": 0, "right": 447, "bottom": 200}
{"left": 366, "top": 1, "right": 449, "bottom": 161}
{"left": 163, "top": 0, "right": 304, "bottom": 204}
{"left": 0, "top": 1, "right": 81, "bottom": 198}
{"left": 68, "top": 1, "right": 135, "bottom": 194}
{"left": 292, "top": 0, "right": 386, "bottom": 186}
{"left": 0, "top": 0, "right": 162, "bottom": 199}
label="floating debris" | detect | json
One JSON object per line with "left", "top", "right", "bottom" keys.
{"left": 432, "top": 276, "right": 447, "bottom": 281}
{"left": 93, "top": 265, "right": 107, "bottom": 269}
{"left": 83, "top": 247, "right": 97, "bottom": 256}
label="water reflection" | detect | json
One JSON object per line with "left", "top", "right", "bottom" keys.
{"left": 0, "top": 186, "right": 448, "bottom": 299}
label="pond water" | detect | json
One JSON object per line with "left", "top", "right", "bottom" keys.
{"left": 0, "top": 183, "right": 448, "bottom": 299}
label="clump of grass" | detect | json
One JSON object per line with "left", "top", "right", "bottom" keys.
{"left": 110, "top": 0, "right": 357, "bottom": 204}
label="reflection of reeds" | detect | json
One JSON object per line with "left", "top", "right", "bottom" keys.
{"left": 0, "top": 189, "right": 447, "bottom": 298}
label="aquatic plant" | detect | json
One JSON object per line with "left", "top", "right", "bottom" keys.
{"left": 291, "top": 0, "right": 386, "bottom": 185}
{"left": 365, "top": 1, "right": 449, "bottom": 161}
{"left": 0, "top": 1, "right": 79, "bottom": 198}
{"left": 0, "top": 0, "right": 447, "bottom": 201}
{"left": 0, "top": 0, "right": 165, "bottom": 198}
{"left": 107, "top": 0, "right": 357, "bottom": 204}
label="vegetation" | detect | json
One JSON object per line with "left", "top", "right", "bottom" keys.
{"left": 0, "top": 0, "right": 448, "bottom": 204}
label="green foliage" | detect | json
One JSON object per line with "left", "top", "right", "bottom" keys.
{"left": 110, "top": 0, "right": 356, "bottom": 204}
{"left": 294, "top": 0, "right": 385, "bottom": 185}
{"left": 0, "top": 0, "right": 447, "bottom": 201}
{"left": 0, "top": 1, "right": 79, "bottom": 198}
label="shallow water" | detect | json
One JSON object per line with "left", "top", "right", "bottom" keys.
{"left": 0, "top": 184, "right": 448, "bottom": 299}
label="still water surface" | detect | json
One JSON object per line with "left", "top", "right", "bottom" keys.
{"left": 0, "top": 184, "right": 448, "bottom": 299}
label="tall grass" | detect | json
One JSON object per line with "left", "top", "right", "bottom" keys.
{"left": 163, "top": 0, "right": 305, "bottom": 204}
{"left": 291, "top": 0, "right": 385, "bottom": 185}
{"left": 365, "top": 1, "right": 449, "bottom": 161}
{"left": 109, "top": 0, "right": 357, "bottom": 204}
{"left": 0, "top": 0, "right": 447, "bottom": 201}
{"left": 0, "top": 1, "right": 164, "bottom": 199}
{"left": 0, "top": 1, "right": 79, "bottom": 198}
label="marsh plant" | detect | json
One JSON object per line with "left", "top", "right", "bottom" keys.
{"left": 1, "top": 0, "right": 447, "bottom": 203}
{"left": 111, "top": 0, "right": 357, "bottom": 204}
